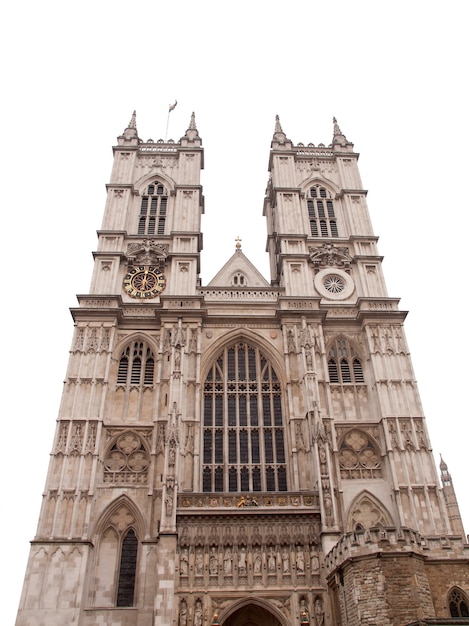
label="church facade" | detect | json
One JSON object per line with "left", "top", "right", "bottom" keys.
{"left": 16, "top": 113, "right": 469, "bottom": 625}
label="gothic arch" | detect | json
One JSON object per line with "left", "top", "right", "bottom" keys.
{"left": 92, "top": 494, "right": 146, "bottom": 540}
{"left": 325, "top": 334, "right": 365, "bottom": 361}
{"left": 303, "top": 176, "right": 340, "bottom": 195}
{"left": 200, "top": 327, "right": 286, "bottom": 385}
{"left": 134, "top": 171, "right": 176, "bottom": 194}
{"left": 447, "top": 587, "right": 469, "bottom": 617}
{"left": 112, "top": 332, "right": 160, "bottom": 363}
{"left": 90, "top": 495, "right": 145, "bottom": 608}
{"left": 218, "top": 597, "right": 289, "bottom": 626}
{"left": 346, "top": 490, "right": 393, "bottom": 532}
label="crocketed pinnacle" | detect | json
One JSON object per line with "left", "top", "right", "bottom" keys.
{"left": 275, "top": 114, "right": 283, "bottom": 134}
{"left": 189, "top": 112, "right": 197, "bottom": 130}
{"left": 332, "top": 116, "right": 348, "bottom": 142}
{"left": 128, "top": 110, "right": 137, "bottom": 129}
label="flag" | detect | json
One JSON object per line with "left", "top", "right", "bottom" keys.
{"left": 168, "top": 100, "right": 177, "bottom": 113}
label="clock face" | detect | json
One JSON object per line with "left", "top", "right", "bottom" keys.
{"left": 123, "top": 265, "right": 166, "bottom": 299}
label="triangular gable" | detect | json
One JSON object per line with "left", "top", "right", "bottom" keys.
{"left": 207, "top": 250, "right": 270, "bottom": 288}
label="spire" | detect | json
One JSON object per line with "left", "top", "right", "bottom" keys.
{"left": 118, "top": 110, "right": 139, "bottom": 145}
{"left": 332, "top": 116, "right": 347, "bottom": 142}
{"left": 274, "top": 114, "right": 283, "bottom": 134}
{"left": 271, "top": 114, "right": 291, "bottom": 148}
{"left": 181, "top": 112, "right": 201, "bottom": 146}
{"left": 189, "top": 112, "right": 197, "bottom": 130}
{"left": 128, "top": 110, "right": 137, "bottom": 130}
{"left": 439, "top": 453, "right": 448, "bottom": 473}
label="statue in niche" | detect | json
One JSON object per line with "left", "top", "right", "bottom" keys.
{"left": 300, "top": 598, "right": 309, "bottom": 623}
{"left": 179, "top": 599, "right": 187, "bottom": 626}
{"left": 179, "top": 549, "right": 189, "bottom": 576}
{"left": 194, "top": 599, "right": 203, "bottom": 626}
{"left": 318, "top": 440, "right": 327, "bottom": 473}
{"left": 287, "top": 327, "right": 296, "bottom": 353}
{"left": 238, "top": 547, "right": 247, "bottom": 573}
{"left": 296, "top": 546, "right": 305, "bottom": 573}
{"left": 314, "top": 597, "right": 324, "bottom": 626}
{"left": 209, "top": 547, "right": 218, "bottom": 575}
{"left": 195, "top": 549, "right": 204, "bottom": 575}
{"left": 165, "top": 491, "right": 173, "bottom": 516}
{"left": 223, "top": 547, "right": 232, "bottom": 574}
{"left": 310, "top": 548, "right": 320, "bottom": 572}
{"left": 281, "top": 547, "right": 290, "bottom": 574}
{"left": 253, "top": 548, "right": 262, "bottom": 574}
{"left": 268, "top": 547, "right": 277, "bottom": 572}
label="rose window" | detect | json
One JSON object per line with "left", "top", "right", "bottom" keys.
{"left": 323, "top": 274, "right": 345, "bottom": 294}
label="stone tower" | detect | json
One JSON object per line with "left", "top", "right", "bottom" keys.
{"left": 16, "top": 114, "right": 468, "bottom": 626}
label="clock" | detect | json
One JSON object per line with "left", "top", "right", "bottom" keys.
{"left": 123, "top": 265, "right": 166, "bottom": 299}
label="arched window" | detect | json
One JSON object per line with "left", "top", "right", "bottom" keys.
{"left": 203, "top": 342, "right": 287, "bottom": 492}
{"left": 138, "top": 182, "right": 168, "bottom": 235}
{"left": 116, "top": 529, "right": 138, "bottom": 606}
{"left": 327, "top": 338, "right": 364, "bottom": 384}
{"left": 448, "top": 587, "right": 469, "bottom": 617}
{"left": 307, "top": 185, "right": 339, "bottom": 238}
{"left": 117, "top": 341, "right": 155, "bottom": 388}
{"left": 92, "top": 501, "right": 140, "bottom": 608}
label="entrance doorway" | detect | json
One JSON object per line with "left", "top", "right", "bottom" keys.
{"left": 221, "top": 603, "right": 284, "bottom": 626}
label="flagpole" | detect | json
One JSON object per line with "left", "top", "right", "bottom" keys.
{"left": 165, "top": 100, "right": 177, "bottom": 141}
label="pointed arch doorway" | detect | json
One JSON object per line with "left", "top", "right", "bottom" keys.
{"left": 221, "top": 602, "right": 284, "bottom": 626}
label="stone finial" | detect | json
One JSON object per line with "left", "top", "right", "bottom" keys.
{"left": 235, "top": 236, "right": 242, "bottom": 250}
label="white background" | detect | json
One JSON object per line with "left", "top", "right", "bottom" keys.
{"left": 2, "top": 1, "right": 468, "bottom": 623}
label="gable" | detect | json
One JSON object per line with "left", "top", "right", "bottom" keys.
{"left": 207, "top": 250, "right": 270, "bottom": 288}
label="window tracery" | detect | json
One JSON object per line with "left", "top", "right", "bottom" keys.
{"left": 338, "top": 429, "right": 381, "bottom": 479}
{"left": 117, "top": 341, "right": 155, "bottom": 388}
{"left": 138, "top": 182, "right": 168, "bottom": 235}
{"left": 203, "top": 342, "right": 287, "bottom": 492}
{"left": 449, "top": 587, "right": 469, "bottom": 617}
{"left": 307, "top": 185, "right": 338, "bottom": 238}
{"left": 103, "top": 431, "right": 150, "bottom": 484}
{"left": 327, "top": 337, "right": 364, "bottom": 384}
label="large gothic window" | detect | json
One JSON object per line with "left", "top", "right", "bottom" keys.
{"left": 203, "top": 342, "right": 287, "bottom": 493}
{"left": 307, "top": 185, "right": 339, "bottom": 238}
{"left": 138, "top": 182, "right": 168, "bottom": 235}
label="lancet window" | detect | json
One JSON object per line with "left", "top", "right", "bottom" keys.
{"left": 138, "top": 182, "right": 168, "bottom": 235}
{"left": 203, "top": 342, "right": 287, "bottom": 493}
{"left": 327, "top": 337, "right": 364, "bottom": 384}
{"left": 307, "top": 185, "right": 339, "bottom": 238}
{"left": 116, "top": 529, "right": 138, "bottom": 606}
{"left": 117, "top": 341, "right": 155, "bottom": 388}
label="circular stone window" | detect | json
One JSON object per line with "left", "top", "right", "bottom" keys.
{"left": 314, "top": 268, "right": 355, "bottom": 300}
